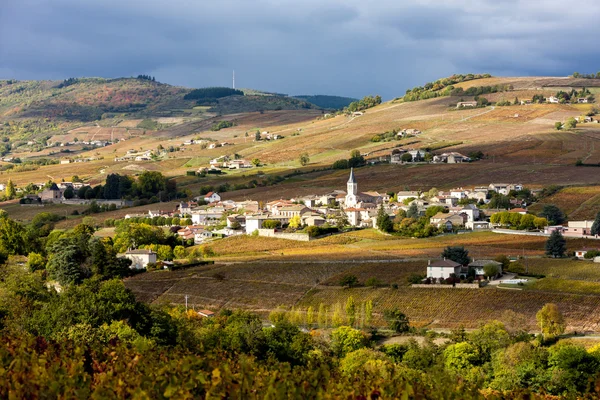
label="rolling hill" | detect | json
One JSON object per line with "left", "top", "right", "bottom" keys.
{"left": 3, "top": 74, "right": 600, "bottom": 215}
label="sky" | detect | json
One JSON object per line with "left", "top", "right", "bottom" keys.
{"left": 1, "top": 0, "right": 599, "bottom": 99}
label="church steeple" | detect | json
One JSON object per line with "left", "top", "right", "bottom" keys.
{"left": 347, "top": 168, "right": 357, "bottom": 196}
{"left": 348, "top": 168, "right": 356, "bottom": 184}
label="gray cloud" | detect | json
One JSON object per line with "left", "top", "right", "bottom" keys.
{"left": 1, "top": 0, "right": 600, "bottom": 99}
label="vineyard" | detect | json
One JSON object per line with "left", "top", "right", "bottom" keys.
{"left": 299, "top": 286, "right": 600, "bottom": 331}
{"left": 125, "top": 257, "right": 600, "bottom": 332}
{"left": 524, "top": 258, "right": 600, "bottom": 281}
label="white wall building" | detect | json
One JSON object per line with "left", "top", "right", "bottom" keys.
{"left": 122, "top": 249, "right": 157, "bottom": 270}
{"left": 426, "top": 259, "right": 462, "bottom": 279}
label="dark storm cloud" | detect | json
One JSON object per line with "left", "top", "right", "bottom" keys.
{"left": 1, "top": 0, "right": 600, "bottom": 99}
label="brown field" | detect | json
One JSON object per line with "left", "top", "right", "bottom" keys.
{"left": 530, "top": 186, "right": 600, "bottom": 220}
{"left": 299, "top": 286, "right": 600, "bottom": 331}
{"left": 124, "top": 255, "right": 600, "bottom": 331}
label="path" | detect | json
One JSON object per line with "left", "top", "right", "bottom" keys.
{"left": 460, "top": 106, "right": 495, "bottom": 122}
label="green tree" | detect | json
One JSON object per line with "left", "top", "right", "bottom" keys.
{"left": 63, "top": 186, "right": 74, "bottom": 199}
{"left": 330, "top": 326, "right": 368, "bottom": 357}
{"left": 345, "top": 296, "right": 356, "bottom": 327}
{"left": 262, "top": 220, "right": 281, "bottom": 229}
{"left": 376, "top": 204, "right": 392, "bottom": 233}
{"left": 564, "top": 117, "right": 577, "bottom": 130}
{"left": 5, "top": 179, "right": 15, "bottom": 200}
{"left": 545, "top": 230, "right": 566, "bottom": 258}
{"left": 135, "top": 171, "right": 166, "bottom": 199}
{"left": 383, "top": 309, "right": 410, "bottom": 333}
{"left": 591, "top": 211, "right": 600, "bottom": 236}
{"left": 0, "top": 217, "right": 28, "bottom": 255}
{"left": 441, "top": 246, "right": 470, "bottom": 265}
{"left": 555, "top": 121, "right": 563, "bottom": 130}
{"left": 540, "top": 204, "right": 565, "bottom": 225}
{"left": 340, "top": 348, "right": 391, "bottom": 376}
{"left": 26, "top": 253, "right": 46, "bottom": 272}
{"left": 339, "top": 274, "right": 358, "bottom": 288}
{"left": 444, "top": 342, "right": 479, "bottom": 371}
{"left": 483, "top": 263, "right": 500, "bottom": 279}
{"left": 299, "top": 152, "right": 310, "bottom": 166}
{"left": 536, "top": 303, "right": 565, "bottom": 339}
{"left": 401, "top": 153, "right": 413, "bottom": 162}
{"left": 46, "top": 238, "right": 90, "bottom": 285}
{"left": 251, "top": 158, "right": 261, "bottom": 167}
{"left": 173, "top": 245, "right": 186, "bottom": 259}
{"left": 254, "top": 131, "right": 261, "bottom": 141}
{"left": 406, "top": 203, "right": 419, "bottom": 218}
{"left": 317, "top": 303, "right": 327, "bottom": 328}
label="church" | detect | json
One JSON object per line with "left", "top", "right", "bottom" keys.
{"left": 344, "top": 168, "right": 383, "bottom": 208}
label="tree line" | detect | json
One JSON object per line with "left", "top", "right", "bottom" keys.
{"left": 183, "top": 87, "right": 244, "bottom": 100}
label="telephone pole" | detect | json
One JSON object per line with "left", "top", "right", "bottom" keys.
{"left": 232, "top": 70, "right": 235, "bottom": 89}
{"left": 185, "top": 295, "right": 189, "bottom": 310}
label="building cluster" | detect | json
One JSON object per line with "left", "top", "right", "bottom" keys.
{"left": 390, "top": 148, "right": 471, "bottom": 164}
{"left": 426, "top": 258, "right": 503, "bottom": 281}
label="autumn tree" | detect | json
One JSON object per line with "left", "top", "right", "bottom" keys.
{"left": 536, "top": 303, "right": 565, "bottom": 339}
{"left": 5, "top": 179, "right": 15, "bottom": 200}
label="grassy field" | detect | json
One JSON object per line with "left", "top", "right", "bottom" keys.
{"left": 524, "top": 258, "right": 600, "bottom": 281}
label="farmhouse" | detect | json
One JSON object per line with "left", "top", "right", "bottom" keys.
{"left": 456, "top": 101, "right": 478, "bottom": 108}
{"left": 575, "top": 248, "right": 599, "bottom": 259}
{"left": 429, "top": 212, "right": 466, "bottom": 230}
{"left": 547, "top": 96, "right": 559, "bottom": 104}
{"left": 433, "top": 152, "right": 470, "bottom": 164}
{"left": 40, "top": 184, "right": 63, "bottom": 203}
{"left": 203, "top": 192, "right": 221, "bottom": 203}
{"left": 121, "top": 249, "right": 157, "bottom": 270}
{"left": 426, "top": 259, "right": 462, "bottom": 279}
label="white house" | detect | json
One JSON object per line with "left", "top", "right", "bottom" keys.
{"left": 397, "top": 191, "right": 422, "bottom": 202}
{"left": 466, "top": 221, "right": 491, "bottom": 230}
{"left": 122, "top": 249, "right": 157, "bottom": 270}
{"left": 204, "top": 192, "right": 221, "bottom": 203}
{"left": 575, "top": 248, "right": 599, "bottom": 259}
{"left": 426, "top": 259, "right": 462, "bottom": 279}
{"left": 190, "top": 209, "right": 224, "bottom": 225}
{"left": 194, "top": 230, "right": 213, "bottom": 244}
{"left": 547, "top": 96, "right": 559, "bottom": 104}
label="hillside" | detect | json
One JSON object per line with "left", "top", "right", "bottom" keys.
{"left": 4, "top": 74, "right": 600, "bottom": 210}
{"left": 0, "top": 78, "right": 319, "bottom": 122}
{"left": 293, "top": 95, "right": 358, "bottom": 110}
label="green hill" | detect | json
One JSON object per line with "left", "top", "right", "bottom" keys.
{"left": 293, "top": 95, "right": 357, "bottom": 110}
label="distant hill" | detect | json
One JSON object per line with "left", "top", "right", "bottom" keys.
{"left": 293, "top": 95, "right": 358, "bottom": 110}
{"left": 0, "top": 78, "right": 318, "bottom": 122}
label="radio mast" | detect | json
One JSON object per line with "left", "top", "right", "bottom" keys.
{"left": 233, "top": 70, "right": 235, "bottom": 89}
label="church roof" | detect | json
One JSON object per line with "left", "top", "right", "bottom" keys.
{"left": 348, "top": 168, "right": 356, "bottom": 184}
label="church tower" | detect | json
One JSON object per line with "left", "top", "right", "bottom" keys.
{"left": 345, "top": 168, "right": 358, "bottom": 207}
{"left": 347, "top": 168, "right": 357, "bottom": 195}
